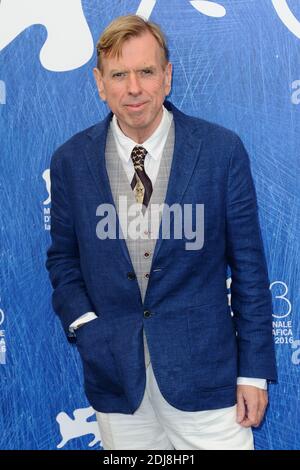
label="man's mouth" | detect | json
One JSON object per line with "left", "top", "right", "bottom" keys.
{"left": 125, "top": 102, "right": 147, "bottom": 109}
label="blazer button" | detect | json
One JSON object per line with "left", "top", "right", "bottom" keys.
{"left": 144, "top": 310, "right": 151, "bottom": 318}
{"left": 127, "top": 272, "right": 136, "bottom": 280}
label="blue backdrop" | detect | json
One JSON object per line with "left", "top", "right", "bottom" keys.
{"left": 0, "top": 0, "right": 299, "bottom": 450}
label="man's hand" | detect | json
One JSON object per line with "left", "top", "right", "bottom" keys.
{"left": 236, "top": 385, "right": 268, "bottom": 428}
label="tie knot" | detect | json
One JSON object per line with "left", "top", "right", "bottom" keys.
{"left": 130, "top": 145, "right": 148, "bottom": 171}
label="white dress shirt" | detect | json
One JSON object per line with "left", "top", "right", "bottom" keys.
{"left": 111, "top": 104, "right": 173, "bottom": 186}
{"left": 69, "top": 106, "right": 267, "bottom": 391}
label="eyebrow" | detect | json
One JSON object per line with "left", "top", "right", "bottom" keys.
{"left": 109, "top": 65, "right": 157, "bottom": 74}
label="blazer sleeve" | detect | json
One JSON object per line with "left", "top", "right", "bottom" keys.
{"left": 226, "top": 136, "right": 277, "bottom": 381}
{"left": 45, "top": 149, "right": 95, "bottom": 338}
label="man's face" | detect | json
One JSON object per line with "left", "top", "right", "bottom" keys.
{"left": 93, "top": 31, "right": 172, "bottom": 142}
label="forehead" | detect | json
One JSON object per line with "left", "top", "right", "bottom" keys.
{"left": 102, "top": 32, "right": 163, "bottom": 71}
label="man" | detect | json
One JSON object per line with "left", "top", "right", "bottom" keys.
{"left": 46, "top": 15, "right": 277, "bottom": 450}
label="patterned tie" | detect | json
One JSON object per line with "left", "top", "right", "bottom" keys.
{"left": 130, "top": 145, "right": 153, "bottom": 213}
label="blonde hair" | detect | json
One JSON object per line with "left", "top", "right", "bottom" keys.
{"left": 96, "top": 15, "right": 169, "bottom": 71}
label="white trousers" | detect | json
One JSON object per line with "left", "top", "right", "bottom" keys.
{"left": 96, "top": 354, "right": 254, "bottom": 450}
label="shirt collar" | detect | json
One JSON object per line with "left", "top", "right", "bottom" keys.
{"left": 111, "top": 105, "right": 173, "bottom": 163}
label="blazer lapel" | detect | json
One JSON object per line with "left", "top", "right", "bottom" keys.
{"left": 84, "top": 112, "right": 112, "bottom": 202}
{"left": 83, "top": 113, "right": 134, "bottom": 267}
{"left": 151, "top": 103, "right": 203, "bottom": 266}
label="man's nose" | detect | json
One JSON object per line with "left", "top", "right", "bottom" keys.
{"left": 127, "top": 73, "right": 142, "bottom": 95}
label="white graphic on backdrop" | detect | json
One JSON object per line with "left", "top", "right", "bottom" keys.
{"left": 272, "top": 0, "right": 300, "bottom": 39}
{"left": 137, "top": 0, "right": 226, "bottom": 19}
{"left": 42, "top": 169, "right": 51, "bottom": 205}
{"left": 270, "top": 281, "right": 292, "bottom": 319}
{"left": 42, "top": 169, "right": 51, "bottom": 231}
{"left": 136, "top": 0, "right": 157, "bottom": 18}
{"left": 0, "top": 307, "right": 6, "bottom": 365}
{"left": 291, "top": 79, "right": 300, "bottom": 104}
{"left": 56, "top": 407, "right": 101, "bottom": 448}
{"left": 291, "top": 340, "right": 300, "bottom": 365}
{"left": 270, "top": 281, "right": 294, "bottom": 346}
{"left": 0, "top": 80, "right": 5, "bottom": 104}
{"left": 0, "top": 0, "right": 227, "bottom": 71}
{"left": 226, "top": 277, "right": 234, "bottom": 316}
{"left": 190, "top": 1, "right": 226, "bottom": 17}
{"left": 0, "top": 0, "right": 93, "bottom": 72}
{"left": 1, "top": 0, "right": 298, "bottom": 73}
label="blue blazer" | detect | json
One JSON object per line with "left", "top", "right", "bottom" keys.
{"left": 46, "top": 101, "right": 277, "bottom": 413}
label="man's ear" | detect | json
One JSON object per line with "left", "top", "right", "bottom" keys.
{"left": 164, "top": 62, "right": 173, "bottom": 96}
{"left": 93, "top": 67, "right": 106, "bottom": 101}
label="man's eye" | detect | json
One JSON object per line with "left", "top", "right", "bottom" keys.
{"left": 141, "top": 69, "right": 153, "bottom": 75}
{"left": 112, "top": 72, "right": 125, "bottom": 78}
